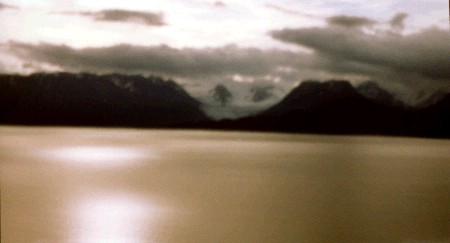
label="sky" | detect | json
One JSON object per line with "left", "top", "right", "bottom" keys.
{"left": 0, "top": 0, "right": 449, "bottom": 106}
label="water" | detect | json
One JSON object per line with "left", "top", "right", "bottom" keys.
{"left": 1, "top": 126, "right": 449, "bottom": 242}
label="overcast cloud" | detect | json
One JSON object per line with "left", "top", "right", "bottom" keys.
{"left": 8, "top": 42, "right": 312, "bottom": 79}
{"left": 5, "top": 11, "right": 449, "bottom": 102}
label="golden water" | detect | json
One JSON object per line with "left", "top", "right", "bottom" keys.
{"left": 1, "top": 127, "right": 449, "bottom": 242}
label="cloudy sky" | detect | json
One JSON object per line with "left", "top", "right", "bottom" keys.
{"left": 0, "top": 0, "right": 448, "bottom": 104}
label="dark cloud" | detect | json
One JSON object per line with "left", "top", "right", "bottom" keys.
{"left": 389, "top": 12, "right": 408, "bottom": 31}
{"left": 214, "top": 1, "right": 226, "bottom": 7}
{"left": 0, "top": 2, "right": 17, "bottom": 10}
{"left": 270, "top": 25, "right": 450, "bottom": 82}
{"left": 68, "top": 9, "right": 165, "bottom": 26}
{"left": 7, "top": 42, "right": 306, "bottom": 80}
{"left": 326, "top": 15, "right": 377, "bottom": 28}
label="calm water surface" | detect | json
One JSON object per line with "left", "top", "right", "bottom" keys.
{"left": 1, "top": 126, "right": 449, "bottom": 242}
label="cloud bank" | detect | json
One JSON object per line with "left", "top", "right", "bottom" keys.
{"left": 7, "top": 42, "right": 310, "bottom": 81}
{"left": 270, "top": 21, "right": 450, "bottom": 82}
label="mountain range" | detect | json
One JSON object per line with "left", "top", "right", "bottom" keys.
{"left": 0, "top": 72, "right": 208, "bottom": 127}
{"left": 0, "top": 72, "right": 448, "bottom": 138}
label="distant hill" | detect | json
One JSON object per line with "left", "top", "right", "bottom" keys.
{"left": 0, "top": 72, "right": 210, "bottom": 127}
{"left": 212, "top": 80, "right": 449, "bottom": 138}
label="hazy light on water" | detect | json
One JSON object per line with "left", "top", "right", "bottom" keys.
{"left": 70, "top": 193, "right": 165, "bottom": 243}
{"left": 43, "top": 146, "right": 152, "bottom": 168}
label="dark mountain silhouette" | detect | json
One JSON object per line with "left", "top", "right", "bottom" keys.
{"left": 0, "top": 73, "right": 448, "bottom": 138}
{"left": 263, "top": 80, "right": 366, "bottom": 115}
{"left": 411, "top": 93, "right": 450, "bottom": 136}
{"left": 0, "top": 72, "right": 209, "bottom": 127}
{"left": 211, "top": 80, "right": 449, "bottom": 138}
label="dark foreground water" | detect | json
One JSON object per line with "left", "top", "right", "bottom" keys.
{"left": 1, "top": 126, "right": 449, "bottom": 243}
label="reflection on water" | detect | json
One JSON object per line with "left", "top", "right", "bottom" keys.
{"left": 42, "top": 146, "right": 150, "bottom": 168}
{"left": 0, "top": 127, "right": 449, "bottom": 242}
{"left": 71, "top": 193, "right": 164, "bottom": 243}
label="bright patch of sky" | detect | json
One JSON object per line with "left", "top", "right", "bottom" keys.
{"left": 1, "top": 0, "right": 446, "bottom": 49}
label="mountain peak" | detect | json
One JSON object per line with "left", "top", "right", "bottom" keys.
{"left": 264, "top": 80, "right": 364, "bottom": 116}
